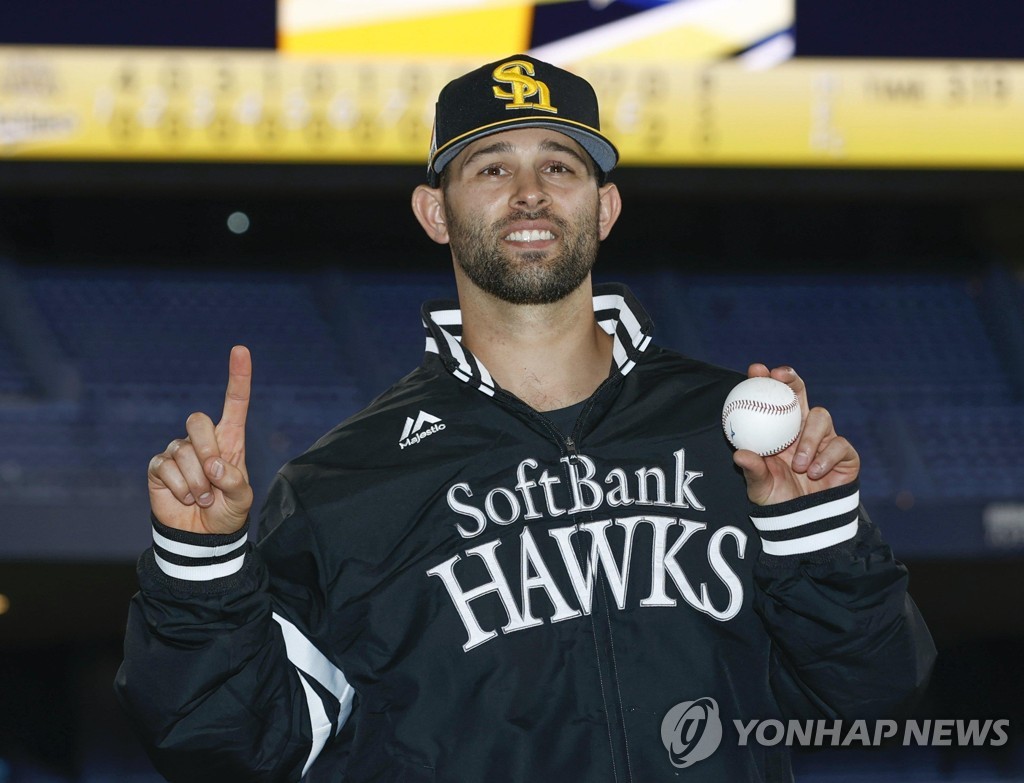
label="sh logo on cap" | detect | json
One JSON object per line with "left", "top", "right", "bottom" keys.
{"left": 492, "top": 60, "right": 558, "bottom": 114}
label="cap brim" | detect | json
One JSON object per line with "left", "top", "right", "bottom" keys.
{"left": 428, "top": 117, "right": 618, "bottom": 186}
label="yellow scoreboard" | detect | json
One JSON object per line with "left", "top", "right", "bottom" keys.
{"left": 1, "top": 0, "right": 1021, "bottom": 168}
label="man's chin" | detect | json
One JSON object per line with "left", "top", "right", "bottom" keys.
{"left": 483, "top": 274, "right": 591, "bottom": 306}
{"left": 513, "top": 249, "right": 554, "bottom": 265}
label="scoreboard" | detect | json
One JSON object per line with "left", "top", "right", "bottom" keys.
{"left": 0, "top": 50, "right": 1019, "bottom": 168}
{"left": 1, "top": 0, "right": 1021, "bottom": 169}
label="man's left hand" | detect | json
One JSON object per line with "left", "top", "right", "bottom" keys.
{"left": 733, "top": 364, "right": 860, "bottom": 506}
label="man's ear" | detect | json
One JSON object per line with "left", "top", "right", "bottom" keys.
{"left": 411, "top": 185, "right": 450, "bottom": 244}
{"left": 597, "top": 182, "right": 622, "bottom": 241}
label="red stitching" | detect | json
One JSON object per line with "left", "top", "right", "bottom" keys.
{"left": 721, "top": 394, "right": 798, "bottom": 428}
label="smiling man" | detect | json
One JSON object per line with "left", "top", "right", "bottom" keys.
{"left": 117, "top": 55, "right": 935, "bottom": 782}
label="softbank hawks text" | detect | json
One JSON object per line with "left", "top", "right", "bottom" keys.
{"left": 427, "top": 449, "right": 748, "bottom": 652}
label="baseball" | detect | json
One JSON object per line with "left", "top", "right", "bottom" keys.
{"left": 722, "top": 377, "right": 802, "bottom": 456}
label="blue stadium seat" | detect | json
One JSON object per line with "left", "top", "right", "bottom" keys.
{"left": 0, "top": 338, "right": 34, "bottom": 398}
{"left": 3, "top": 263, "right": 1023, "bottom": 551}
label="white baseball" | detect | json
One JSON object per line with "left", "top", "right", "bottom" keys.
{"left": 722, "top": 377, "right": 802, "bottom": 456}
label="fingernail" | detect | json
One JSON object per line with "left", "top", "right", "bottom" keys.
{"left": 184, "top": 493, "right": 195, "bottom": 505}
{"left": 210, "top": 459, "right": 224, "bottom": 479}
{"left": 198, "top": 492, "right": 213, "bottom": 506}
{"left": 793, "top": 452, "right": 810, "bottom": 469}
{"left": 809, "top": 462, "right": 825, "bottom": 478}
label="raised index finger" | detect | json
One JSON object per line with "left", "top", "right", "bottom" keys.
{"left": 220, "top": 345, "right": 252, "bottom": 431}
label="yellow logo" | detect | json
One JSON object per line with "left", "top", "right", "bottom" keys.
{"left": 492, "top": 60, "right": 558, "bottom": 114}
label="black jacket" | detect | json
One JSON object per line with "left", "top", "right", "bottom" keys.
{"left": 116, "top": 283, "right": 935, "bottom": 782}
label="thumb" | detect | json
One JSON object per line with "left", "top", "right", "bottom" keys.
{"left": 733, "top": 449, "right": 772, "bottom": 505}
{"left": 204, "top": 455, "right": 254, "bottom": 513}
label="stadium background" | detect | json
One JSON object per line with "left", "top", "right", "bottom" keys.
{"left": 1, "top": 1, "right": 1023, "bottom": 780}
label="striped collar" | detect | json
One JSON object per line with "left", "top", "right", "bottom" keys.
{"left": 421, "top": 283, "right": 654, "bottom": 397}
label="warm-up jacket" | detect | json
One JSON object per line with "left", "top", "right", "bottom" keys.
{"left": 116, "top": 283, "right": 936, "bottom": 782}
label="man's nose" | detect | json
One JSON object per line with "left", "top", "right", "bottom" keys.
{"left": 509, "top": 169, "right": 551, "bottom": 212}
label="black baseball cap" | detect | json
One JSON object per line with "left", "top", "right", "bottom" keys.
{"left": 426, "top": 54, "right": 619, "bottom": 187}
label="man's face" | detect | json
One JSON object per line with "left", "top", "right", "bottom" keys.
{"left": 440, "top": 128, "right": 606, "bottom": 306}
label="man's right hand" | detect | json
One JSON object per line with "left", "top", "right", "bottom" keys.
{"left": 147, "top": 345, "right": 254, "bottom": 535}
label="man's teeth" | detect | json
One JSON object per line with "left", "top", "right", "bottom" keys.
{"left": 505, "top": 229, "right": 555, "bottom": 242}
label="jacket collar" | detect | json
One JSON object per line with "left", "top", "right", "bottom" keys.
{"left": 421, "top": 283, "right": 654, "bottom": 397}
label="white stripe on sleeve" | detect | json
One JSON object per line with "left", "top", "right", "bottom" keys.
{"left": 759, "top": 519, "right": 860, "bottom": 556}
{"left": 272, "top": 612, "right": 356, "bottom": 764}
{"left": 153, "top": 552, "right": 246, "bottom": 581}
{"left": 295, "top": 671, "right": 334, "bottom": 777}
{"left": 750, "top": 492, "right": 860, "bottom": 533}
{"left": 152, "top": 528, "right": 248, "bottom": 558}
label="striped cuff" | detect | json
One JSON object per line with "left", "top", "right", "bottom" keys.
{"left": 750, "top": 482, "right": 860, "bottom": 558}
{"left": 151, "top": 517, "right": 249, "bottom": 581}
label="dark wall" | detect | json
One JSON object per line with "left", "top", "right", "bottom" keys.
{"left": 0, "top": 0, "right": 275, "bottom": 48}
{"left": 796, "top": 0, "right": 1024, "bottom": 59}
{"left": 2, "top": 162, "right": 1023, "bottom": 275}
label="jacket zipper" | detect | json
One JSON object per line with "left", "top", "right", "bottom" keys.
{"left": 564, "top": 436, "right": 578, "bottom": 459}
{"left": 560, "top": 434, "right": 631, "bottom": 783}
{"left": 498, "top": 386, "right": 632, "bottom": 782}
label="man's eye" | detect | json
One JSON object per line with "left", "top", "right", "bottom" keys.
{"left": 480, "top": 165, "right": 504, "bottom": 176}
{"left": 546, "top": 162, "right": 571, "bottom": 174}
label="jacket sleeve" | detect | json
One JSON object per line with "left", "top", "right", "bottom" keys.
{"left": 749, "top": 480, "right": 937, "bottom": 721}
{"left": 114, "top": 474, "right": 355, "bottom": 783}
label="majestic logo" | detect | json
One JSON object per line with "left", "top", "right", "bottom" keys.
{"left": 661, "top": 697, "right": 723, "bottom": 768}
{"left": 492, "top": 60, "right": 558, "bottom": 114}
{"left": 400, "top": 410, "right": 446, "bottom": 450}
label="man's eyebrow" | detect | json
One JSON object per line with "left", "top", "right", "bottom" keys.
{"left": 539, "top": 138, "right": 591, "bottom": 170}
{"left": 460, "top": 140, "right": 515, "bottom": 171}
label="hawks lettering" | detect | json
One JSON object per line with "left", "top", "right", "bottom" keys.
{"left": 427, "top": 516, "right": 748, "bottom": 652}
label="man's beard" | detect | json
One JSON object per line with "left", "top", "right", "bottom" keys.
{"left": 446, "top": 201, "right": 601, "bottom": 306}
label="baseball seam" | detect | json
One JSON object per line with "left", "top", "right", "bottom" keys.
{"left": 754, "top": 434, "right": 798, "bottom": 457}
{"left": 720, "top": 396, "right": 799, "bottom": 428}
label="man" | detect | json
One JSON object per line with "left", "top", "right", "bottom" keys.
{"left": 117, "top": 55, "right": 935, "bottom": 782}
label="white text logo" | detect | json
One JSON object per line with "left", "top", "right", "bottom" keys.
{"left": 400, "top": 411, "right": 446, "bottom": 450}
